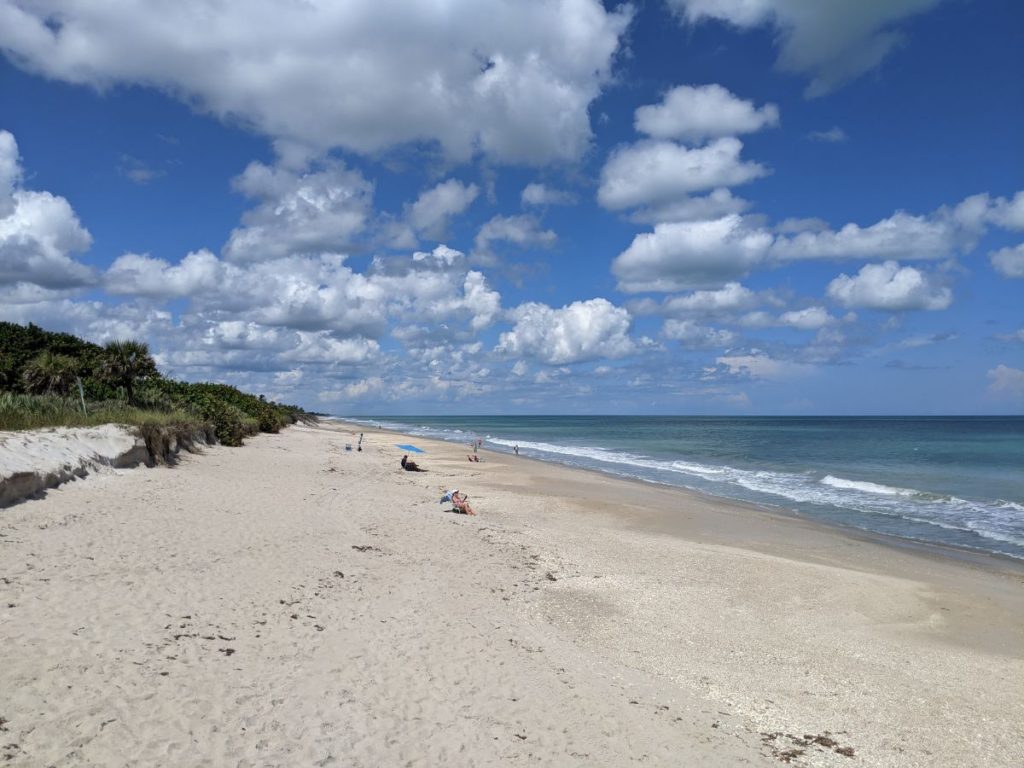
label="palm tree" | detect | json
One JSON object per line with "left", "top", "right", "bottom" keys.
{"left": 21, "top": 351, "right": 79, "bottom": 395}
{"left": 99, "top": 340, "right": 158, "bottom": 404}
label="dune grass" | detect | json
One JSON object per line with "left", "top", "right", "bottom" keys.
{"left": 0, "top": 392, "right": 203, "bottom": 433}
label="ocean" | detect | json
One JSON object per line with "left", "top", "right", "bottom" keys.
{"left": 343, "top": 415, "right": 1024, "bottom": 561}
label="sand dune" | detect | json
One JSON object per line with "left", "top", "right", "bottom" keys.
{"left": 1, "top": 422, "right": 1021, "bottom": 766}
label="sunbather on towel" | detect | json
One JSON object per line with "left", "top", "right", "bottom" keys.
{"left": 440, "top": 489, "right": 476, "bottom": 515}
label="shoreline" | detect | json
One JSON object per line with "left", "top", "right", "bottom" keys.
{"left": 337, "top": 417, "right": 1024, "bottom": 574}
{"left": 2, "top": 421, "right": 1022, "bottom": 766}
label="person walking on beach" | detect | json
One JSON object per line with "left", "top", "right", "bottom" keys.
{"left": 513, "top": 445, "right": 519, "bottom": 455}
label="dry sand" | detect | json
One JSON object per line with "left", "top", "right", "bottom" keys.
{"left": 1, "top": 421, "right": 1021, "bottom": 767}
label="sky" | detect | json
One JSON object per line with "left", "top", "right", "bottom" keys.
{"left": 0, "top": 0, "right": 1022, "bottom": 415}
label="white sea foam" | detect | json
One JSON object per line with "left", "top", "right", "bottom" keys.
{"left": 820, "top": 475, "right": 916, "bottom": 496}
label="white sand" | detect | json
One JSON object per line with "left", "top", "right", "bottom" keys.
{"left": 1, "top": 422, "right": 1021, "bottom": 767}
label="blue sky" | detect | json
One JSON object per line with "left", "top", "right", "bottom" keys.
{"left": 1, "top": 0, "right": 1021, "bottom": 414}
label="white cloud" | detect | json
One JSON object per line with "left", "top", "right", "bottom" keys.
{"left": 598, "top": 138, "right": 768, "bottom": 211}
{"left": 612, "top": 215, "right": 772, "bottom": 292}
{"left": 497, "top": 298, "right": 635, "bottom": 364}
{"left": 627, "top": 188, "right": 750, "bottom": 225}
{"left": 662, "top": 319, "right": 737, "bottom": 347}
{"left": 713, "top": 351, "right": 813, "bottom": 380}
{"left": 106, "top": 250, "right": 222, "bottom": 298}
{"left": 614, "top": 191, "right": 1020, "bottom": 297}
{"left": 104, "top": 243, "right": 502, "bottom": 339}
{"left": 662, "top": 282, "right": 760, "bottom": 314}
{"left": 281, "top": 332, "right": 379, "bottom": 365}
{"left": 634, "top": 84, "right": 779, "bottom": 142}
{"left": 987, "top": 365, "right": 1024, "bottom": 399}
{"left": 521, "top": 183, "right": 575, "bottom": 207}
{"left": 0, "top": 0, "right": 631, "bottom": 165}
{"left": 990, "top": 243, "right": 1024, "bottom": 278}
{"left": 665, "top": 0, "right": 944, "bottom": 97}
{"left": 807, "top": 126, "right": 847, "bottom": 143}
{"left": 826, "top": 261, "right": 951, "bottom": 311}
{"left": 988, "top": 191, "right": 1024, "bottom": 230}
{"left": 474, "top": 214, "right": 556, "bottom": 258}
{"left": 0, "top": 297, "right": 174, "bottom": 347}
{"left": 223, "top": 161, "right": 373, "bottom": 263}
{"left": 409, "top": 179, "right": 479, "bottom": 239}
{"left": 0, "top": 130, "right": 21, "bottom": 217}
{"left": 771, "top": 211, "right": 954, "bottom": 262}
{"left": 0, "top": 131, "right": 94, "bottom": 289}
{"left": 778, "top": 306, "right": 834, "bottom": 330}
{"left": 319, "top": 377, "right": 386, "bottom": 402}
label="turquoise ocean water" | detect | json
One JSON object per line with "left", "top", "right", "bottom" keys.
{"left": 345, "top": 416, "right": 1024, "bottom": 561}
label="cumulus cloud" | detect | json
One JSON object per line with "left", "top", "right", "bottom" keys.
{"left": 223, "top": 161, "right": 373, "bottom": 263}
{"left": 598, "top": 138, "right": 768, "bottom": 211}
{"left": 989, "top": 191, "right": 1024, "bottom": 230}
{"left": 0, "top": 130, "right": 21, "bottom": 216}
{"left": 0, "top": 296, "right": 174, "bottom": 347}
{"left": 661, "top": 282, "right": 760, "bottom": 314}
{"left": 104, "top": 243, "right": 501, "bottom": 339}
{"left": 627, "top": 188, "right": 750, "bottom": 225}
{"left": 987, "top": 364, "right": 1024, "bottom": 399}
{"left": 496, "top": 298, "right": 636, "bottom": 364}
{"left": 473, "top": 214, "right": 556, "bottom": 259}
{"left": 0, "top": 130, "right": 94, "bottom": 289}
{"left": 521, "top": 183, "right": 575, "bottom": 207}
{"left": 777, "top": 306, "right": 835, "bottom": 330}
{"left": 826, "top": 261, "right": 951, "bottom": 311}
{"left": 408, "top": 179, "right": 479, "bottom": 239}
{"left": 612, "top": 215, "right": 772, "bottom": 292}
{"left": 665, "top": 0, "right": 944, "bottom": 96}
{"left": 613, "top": 192, "right": 1023, "bottom": 296}
{"left": 662, "top": 319, "right": 737, "bottom": 347}
{"left": 0, "top": 0, "right": 630, "bottom": 164}
{"left": 738, "top": 306, "right": 836, "bottom": 330}
{"left": 990, "top": 243, "right": 1024, "bottom": 278}
{"left": 281, "top": 332, "right": 380, "bottom": 365}
{"left": 771, "top": 211, "right": 955, "bottom": 261}
{"left": 634, "top": 84, "right": 779, "bottom": 142}
{"left": 106, "top": 250, "right": 223, "bottom": 299}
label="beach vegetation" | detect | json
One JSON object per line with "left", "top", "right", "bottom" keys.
{"left": 96, "top": 339, "right": 159, "bottom": 404}
{"left": 21, "top": 350, "right": 80, "bottom": 396}
{"left": 0, "top": 322, "right": 312, "bottom": 445}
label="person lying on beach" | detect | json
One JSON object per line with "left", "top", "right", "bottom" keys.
{"left": 401, "top": 454, "right": 426, "bottom": 472}
{"left": 440, "top": 489, "right": 476, "bottom": 515}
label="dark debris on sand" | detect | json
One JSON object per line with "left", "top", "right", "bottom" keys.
{"left": 761, "top": 730, "right": 856, "bottom": 762}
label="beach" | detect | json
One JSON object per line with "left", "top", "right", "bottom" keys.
{"left": 1, "top": 421, "right": 1022, "bottom": 767}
